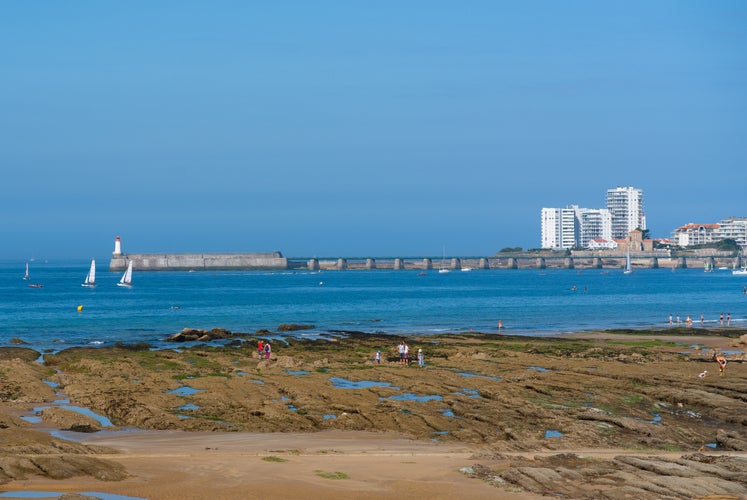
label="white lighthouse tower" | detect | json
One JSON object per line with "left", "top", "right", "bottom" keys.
{"left": 113, "top": 236, "right": 122, "bottom": 256}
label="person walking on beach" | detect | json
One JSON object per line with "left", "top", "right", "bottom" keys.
{"left": 404, "top": 342, "right": 410, "bottom": 366}
{"left": 498, "top": 320, "right": 503, "bottom": 333}
{"left": 417, "top": 348, "right": 424, "bottom": 367}
{"left": 264, "top": 342, "right": 271, "bottom": 361}
{"left": 700, "top": 313, "right": 704, "bottom": 327}
{"left": 714, "top": 352, "right": 727, "bottom": 376}
{"left": 727, "top": 313, "right": 731, "bottom": 326}
{"left": 257, "top": 340, "right": 264, "bottom": 360}
{"left": 686, "top": 315, "right": 692, "bottom": 328}
{"left": 720, "top": 313, "right": 724, "bottom": 326}
{"left": 375, "top": 350, "right": 381, "bottom": 365}
{"left": 669, "top": 314, "right": 673, "bottom": 327}
{"left": 398, "top": 341, "right": 405, "bottom": 365}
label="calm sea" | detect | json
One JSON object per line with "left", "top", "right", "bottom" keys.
{"left": 2, "top": 260, "right": 746, "bottom": 352}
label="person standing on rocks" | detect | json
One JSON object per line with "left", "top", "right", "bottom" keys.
{"left": 264, "top": 342, "right": 271, "bottom": 361}
{"left": 375, "top": 350, "right": 381, "bottom": 365}
{"left": 404, "top": 342, "right": 410, "bottom": 366}
{"left": 398, "top": 341, "right": 405, "bottom": 366}
{"left": 714, "top": 352, "right": 727, "bottom": 376}
{"left": 257, "top": 340, "right": 264, "bottom": 360}
{"left": 417, "top": 348, "right": 424, "bottom": 367}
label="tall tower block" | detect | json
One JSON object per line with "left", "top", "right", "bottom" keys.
{"left": 113, "top": 236, "right": 122, "bottom": 255}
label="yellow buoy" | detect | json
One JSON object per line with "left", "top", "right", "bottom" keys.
{"left": 77, "top": 305, "right": 83, "bottom": 312}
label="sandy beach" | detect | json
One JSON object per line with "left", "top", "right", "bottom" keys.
{"left": 1, "top": 328, "right": 746, "bottom": 499}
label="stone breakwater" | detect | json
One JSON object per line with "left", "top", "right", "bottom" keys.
{"left": 109, "top": 252, "right": 287, "bottom": 271}
{"left": 110, "top": 251, "right": 742, "bottom": 272}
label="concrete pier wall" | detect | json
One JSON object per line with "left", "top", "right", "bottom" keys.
{"left": 111, "top": 251, "right": 741, "bottom": 272}
{"left": 110, "top": 252, "right": 287, "bottom": 271}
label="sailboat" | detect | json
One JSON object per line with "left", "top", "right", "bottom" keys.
{"left": 438, "top": 247, "right": 450, "bottom": 274}
{"left": 117, "top": 261, "right": 133, "bottom": 287}
{"left": 81, "top": 259, "right": 96, "bottom": 287}
{"left": 23, "top": 262, "right": 29, "bottom": 280}
{"left": 623, "top": 251, "right": 633, "bottom": 274}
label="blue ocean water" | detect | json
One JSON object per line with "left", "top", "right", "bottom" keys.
{"left": 2, "top": 260, "right": 746, "bottom": 352}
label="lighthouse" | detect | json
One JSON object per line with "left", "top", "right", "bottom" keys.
{"left": 113, "top": 236, "right": 122, "bottom": 256}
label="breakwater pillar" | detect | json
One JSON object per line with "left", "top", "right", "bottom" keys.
{"left": 537, "top": 257, "right": 546, "bottom": 269}
{"left": 337, "top": 258, "right": 347, "bottom": 270}
{"left": 479, "top": 258, "right": 489, "bottom": 269}
{"left": 366, "top": 258, "right": 376, "bottom": 270}
{"left": 308, "top": 258, "right": 319, "bottom": 271}
{"left": 423, "top": 258, "right": 432, "bottom": 270}
{"left": 593, "top": 257, "right": 602, "bottom": 268}
{"left": 564, "top": 257, "right": 574, "bottom": 269}
{"left": 394, "top": 258, "right": 404, "bottom": 270}
{"left": 508, "top": 257, "right": 518, "bottom": 269}
{"left": 451, "top": 258, "right": 460, "bottom": 270}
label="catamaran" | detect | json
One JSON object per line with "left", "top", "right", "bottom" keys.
{"left": 117, "top": 261, "right": 133, "bottom": 287}
{"left": 82, "top": 259, "right": 96, "bottom": 287}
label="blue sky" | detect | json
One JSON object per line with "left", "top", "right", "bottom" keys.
{"left": 1, "top": 1, "right": 745, "bottom": 260}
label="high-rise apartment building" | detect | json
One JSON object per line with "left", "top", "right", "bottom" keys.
{"left": 541, "top": 205, "right": 612, "bottom": 249}
{"left": 541, "top": 207, "right": 577, "bottom": 249}
{"left": 577, "top": 208, "right": 613, "bottom": 248}
{"left": 606, "top": 186, "right": 645, "bottom": 239}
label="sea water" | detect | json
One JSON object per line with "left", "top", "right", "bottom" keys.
{"left": 1, "top": 260, "right": 745, "bottom": 352}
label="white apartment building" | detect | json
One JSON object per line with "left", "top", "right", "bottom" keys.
{"left": 715, "top": 217, "right": 747, "bottom": 249}
{"left": 672, "top": 223, "right": 719, "bottom": 247}
{"left": 541, "top": 207, "right": 577, "bottom": 249}
{"left": 577, "top": 208, "right": 612, "bottom": 248}
{"left": 606, "top": 186, "right": 646, "bottom": 239}
{"left": 541, "top": 205, "right": 612, "bottom": 249}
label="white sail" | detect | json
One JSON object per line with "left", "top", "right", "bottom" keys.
{"left": 438, "top": 246, "right": 450, "bottom": 273}
{"left": 623, "top": 251, "right": 633, "bottom": 274}
{"left": 23, "top": 262, "right": 29, "bottom": 280}
{"left": 117, "top": 261, "right": 133, "bottom": 287}
{"left": 82, "top": 259, "right": 96, "bottom": 287}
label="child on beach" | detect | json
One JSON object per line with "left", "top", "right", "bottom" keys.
{"left": 375, "top": 350, "right": 381, "bottom": 365}
{"left": 417, "top": 348, "right": 424, "bottom": 367}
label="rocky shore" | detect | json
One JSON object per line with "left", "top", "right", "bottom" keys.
{"left": 1, "top": 328, "right": 746, "bottom": 498}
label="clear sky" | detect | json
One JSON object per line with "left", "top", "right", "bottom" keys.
{"left": 2, "top": 1, "right": 745, "bottom": 260}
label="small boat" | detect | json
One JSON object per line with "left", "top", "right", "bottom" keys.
{"left": 23, "top": 262, "right": 30, "bottom": 280}
{"left": 82, "top": 259, "right": 96, "bottom": 287}
{"left": 117, "top": 261, "right": 133, "bottom": 287}
{"left": 28, "top": 283, "right": 43, "bottom": 288}
{"left": 438, "top": 247, "right": 450, "bottom": 274}
{"left": 733, "top": 267, "right": 747, "bottom": 276}
{"left": 704, "top": 261, "right": 713, "bottom": 273}
{"left": 461, "top": 266, "right": 473, "bottom": 272}
{"left": 623, "top": 251, "right": 633, "bottom": 274}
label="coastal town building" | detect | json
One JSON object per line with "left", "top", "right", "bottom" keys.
{"left": 606, "top": 186, "right": 646, "bottom": 239}
{"left": 541, "top": 205, "right": 612, "bottom": 250}
{"left": 715, "top": 217, "right": 747, "bottom": 249}
{"left": 541, "top": 207, "right": 577, "bottom": 249}
{"left": 588, "top": 238, "right": 617, "bottom": 250}
{"left": 672, "top": 223, "right": 719, "bottom": 247}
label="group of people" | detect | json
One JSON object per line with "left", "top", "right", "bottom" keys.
{"left": 669, "top": 313, "right": 732, "bottom": 328}
{"left": 257, "top": 339, "right": 271, "bottom": 360}
{"left": 372, "top": 341, "right": 424, "bottom": 367}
